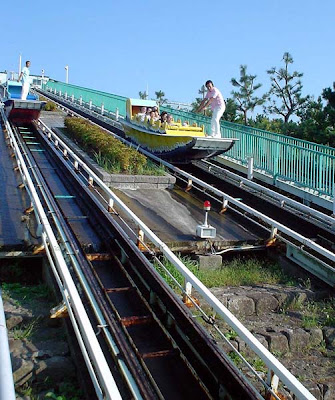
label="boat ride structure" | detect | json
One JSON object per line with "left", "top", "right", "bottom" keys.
{"left": 121, "top": 98, "right": 237, "bottom": 163}
{"left": 0, "top": 80, "right": 45, "bottom": 125}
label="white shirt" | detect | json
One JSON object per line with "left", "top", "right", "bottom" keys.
{"left": 21, "top": 66, "right": 30, "bottom": 85}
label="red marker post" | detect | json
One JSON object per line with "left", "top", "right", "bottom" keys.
{"left": 203, "top": 200, "right": 211, "bottom": 227}
{"left": 196, "top": 200, "right": 216, "bottom": 239}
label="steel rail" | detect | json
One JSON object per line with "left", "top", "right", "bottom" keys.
{"left": 36, "top": 117, "right": 317, "bottom": 400}
{"left": 195, "top": 159, "right": 335, "bottom": 232}
{"left": 0, "top": 106, "right": 123, "bottom": 400}
{"left": 12, "top": 124, "right": 145, "bottom": 400}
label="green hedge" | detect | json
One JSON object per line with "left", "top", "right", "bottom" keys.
{"left": 64, "top": 117, "right": 147, "bottom": 173}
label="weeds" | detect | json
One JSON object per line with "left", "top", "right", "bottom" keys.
{"left": 153, "top": 255, "right": 292, "bottom": 290}
{"left": 12, "top": 317, "right": 40, "bottom": 340}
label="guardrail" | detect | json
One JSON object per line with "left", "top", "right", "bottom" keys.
{"left": 0, "top": 288, "right": 16, "bottom": 400}
{"left": 43, "top": 82, "right": 335, "bottom": 199}
{"left": 37, "top": 113, "right": 317, "bottom": 399}
{"left": 0, "top": 105, "right": 123, "bottom": 400}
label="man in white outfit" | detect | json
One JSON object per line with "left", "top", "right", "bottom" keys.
{"left": 196, "top": 80, "right": 226, "bottom": 138}
{"left": 18, "top": 60, "right": 31, "bottom": 100}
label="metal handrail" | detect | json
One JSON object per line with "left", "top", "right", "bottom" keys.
{"left": 0, "top": 106, "right": 122, "bottom": 400}
{"left": 37, "top": 117, "right": 317, "bottom": 400}
{"left": 43, "top": 82, "right": 335, "bottom": 198}
{"left": 0, "top": 288, "right": 16, "bottom": 400}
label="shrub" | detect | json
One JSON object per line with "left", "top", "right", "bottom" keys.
{"left": 64, "top": 117, "right": 147, "bottom": 174}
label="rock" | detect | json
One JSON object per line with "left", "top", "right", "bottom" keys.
{"left": 324, "top": 383, "right": 335, "bottom": 400}
{"left": 9, "top": 339, "right": 34, "bottom": 359}
{"left": 253, "top": 293, "right": 279, "bottom": 315}
{"left": 227, "top": 296, "right": 255, "bottom": 316}
{"left": 197, "top": 255, "right": 222, "bottom": 270}
{"left": 6, "top": 314, "right": 23, "bottom": 329}
{"left": 12, "top": 359, "right": 34, "bottom": 387}
{"left": 281, "top": 328, "right": 310, "bottom": 352}
{"left": 263, "top": 331, "right": 289, "bottom": 354}
{"left": 307, "top": 328, "right": 323, "bottom": 347}
{"left": 323, "top": 327, "right": 335, "bottom": 349}
{"left": 303, "top": 381, "right": 322, "bottom": 399}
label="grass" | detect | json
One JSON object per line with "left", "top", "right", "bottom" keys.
{"left": 1, "top": 282, "right": 52, "bottom": 305}
{"left": 280, "top": 296, "right": 335, "bottom": 330}
{"left": 17, "top": 380, "right": 83, "bottom": 400}
{"left": 12, "top": 317, "right": 40, "bottom": 340}
{"left": 153, "top": 255, "right": 292, "bottom": 289}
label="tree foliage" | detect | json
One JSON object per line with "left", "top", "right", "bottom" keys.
{"left": 265, "top": 52, "right": 309, "bottom": 123}
{"left": 155, "top": 90, "right": 167, "bottom": 105}
{"left": 139, "top": 91, "right": 147, "bottom": 99}
{"left": 231, "top": 65, "right": 266, "bottom": 125}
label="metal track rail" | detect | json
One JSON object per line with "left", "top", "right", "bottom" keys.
{"left": 1, "top": 108, "right": 123, "bottom": 400}
{"left": 194, "top": 159, "right": 335, "bottom": 235}
{"left": 29, "top": 121, "right": 260, "bottom": 398}
{"left": 31, "top": 108, "right": 317, "bottom": 399}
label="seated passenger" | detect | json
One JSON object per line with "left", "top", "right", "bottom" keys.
{"left": 160, "top": 111, "right": 168, "bottom": 123}
{"left": 146, "top": 107, "right": 152, "bottom": 120}
{"left": 153, "top": 106, "right": 160, "bottom": 121}
{"left": 136, "top": 106, "right": 147, "bottom": 122}
{"left": 148, "top": 110, "right": 157, "bottom": 123}
{"left": 167, "top": 114, "right": 177, "bottom": 126}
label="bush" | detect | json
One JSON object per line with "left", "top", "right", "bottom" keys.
{"left": 64, "top": 117, "right": 147, "bottom": 174}
{"left": 44, "top": 101, "right": 57, "bottom": 111}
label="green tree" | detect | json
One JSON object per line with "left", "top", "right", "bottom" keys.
{"left": 231, "top": 65, "right": 266, "bottom": 125}
{"left": 139, "top": 91, "right": 148, "bottom": 99}
{"left": 265, "top": 52, "right": 309, "bottom": 123}
{"left": 222, "top": 98, "right": 240, "bottom": 123}
{"left": 155, "top": 90, "right": 167, "bottom": 105}
{"left": 322, "top": 82, "right": 335, "bottom": 129}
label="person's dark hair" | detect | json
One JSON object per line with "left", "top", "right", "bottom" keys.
{"left": 205, "top": 80, "right": 213, "bottom": 86}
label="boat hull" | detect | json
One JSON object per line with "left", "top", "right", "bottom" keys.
{"left": 122, "top": 121, "right": 235, "bottom": 163}
{"left": 4, "top": 99, "right": 46, "bottom": 125}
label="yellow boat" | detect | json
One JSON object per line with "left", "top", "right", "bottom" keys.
{"left": 121, "top": 98, "right": 236, "bottom": 163}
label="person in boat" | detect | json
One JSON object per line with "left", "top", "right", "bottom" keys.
{"left": 145, "top": 107, "right": 152, "bottom": 120}
{"left": 196, "top": 80, "right": 226, "bottom": 138}
{"left": 160, "top": 111, "right": 168, "bottom": 123}
{"left": 137, "top": 106, "right": 147, "bottom": 122}
{"left": 167, "top": 114, "right": 177, "bottom": 126}
{"left": 17, "top": 60, "right": 31, "bottom": 100}
{"left": 153, "top": 106, "right": 160, "bottom": 121}
{"left": 148, "top": 110, "right": 157, "bottom": 123}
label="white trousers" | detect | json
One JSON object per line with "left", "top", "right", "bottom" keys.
{"left": 21, "top": 84, "right": 30, "bottom": 100}
{"left": 210, "top": 106, "right": 225, "bottom": 137}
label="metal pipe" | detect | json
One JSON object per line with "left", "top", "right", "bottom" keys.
{"left": 0, "top": 289, "right": 16, "bottom": 400}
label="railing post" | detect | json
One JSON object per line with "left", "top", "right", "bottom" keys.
{"left": 115, "top": 108, "right": 119, "bottom": 121}
{"left": 332, "top": 186, "right": 335, "bottom": 217}
{"left": 59, "top": 90, "right": 62, "bottom": 97}
{"left": 71, "top": 94, "right": 74, "bottom": 102}
{"left": 89, "top": 100, "right": 92, "bottom": 110}
{"left": 101, "top": 103, "right": 104, "bottom": 115}
{"left": 247, "top": 156, "right": 254, "bottom": 180}
{"left": 65, "top": 92, "right": 68, "bottom": 100}
{"left": 79, "top": 96, "right": 82, "bottom": 106}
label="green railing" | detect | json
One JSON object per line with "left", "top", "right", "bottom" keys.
{"left": 45, "top": 80, "right": 127, "bottom": 116}
{"left": 44, "top": 81, "right": 335, "bottom": 197}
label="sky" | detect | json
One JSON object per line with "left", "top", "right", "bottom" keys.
{"left": 2, "top": 0, "right": 334, "bottom": 108}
